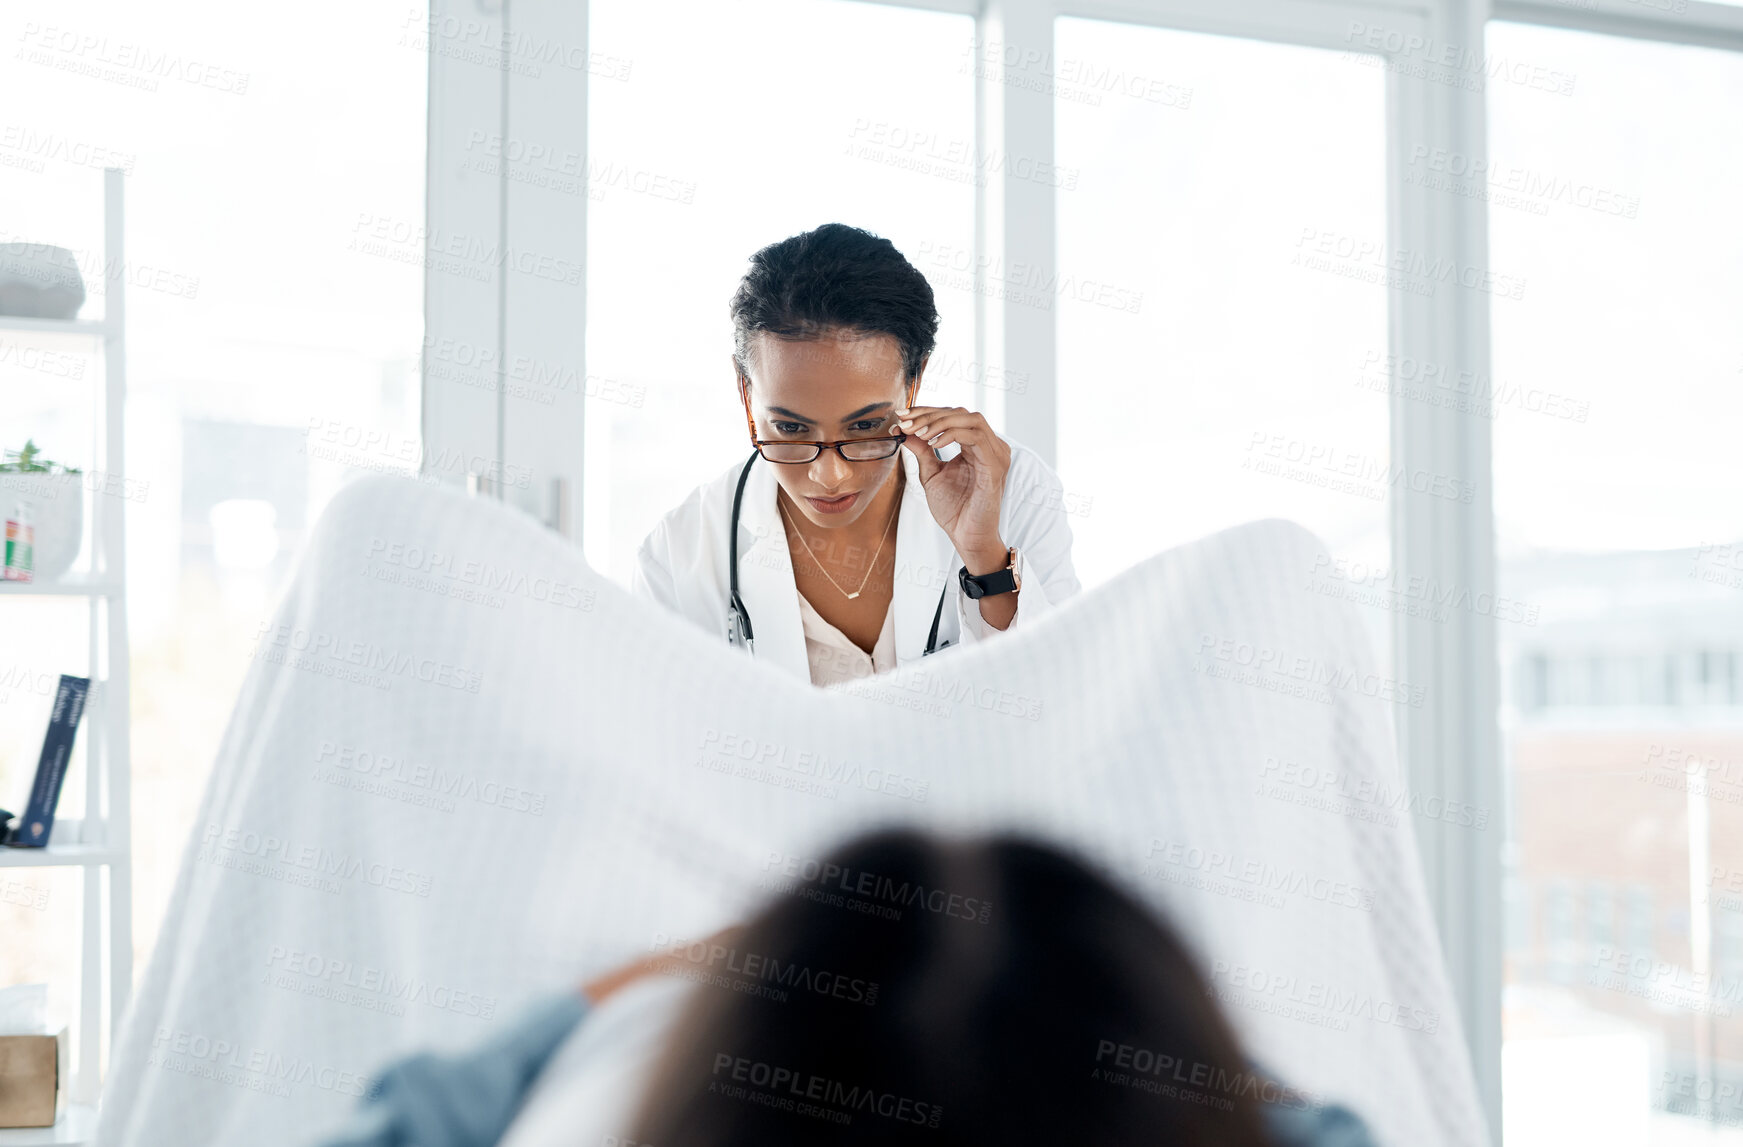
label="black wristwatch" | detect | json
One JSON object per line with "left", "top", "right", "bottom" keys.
{"left": 959, "top": 547, "right": 1021, "bottom": 600}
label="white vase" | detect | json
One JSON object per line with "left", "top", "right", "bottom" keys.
{"left": 0, "top": 471, "right": 84, "bottom": 582}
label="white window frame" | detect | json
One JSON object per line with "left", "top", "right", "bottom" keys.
{"left": 423, "top": 1, "right": 1743, "bottom": 1140}
{"left": 422, "top": 0, "right": 588, "bottom": 537}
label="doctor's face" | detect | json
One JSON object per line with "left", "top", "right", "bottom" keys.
{"left": 740, "top": 331, "right": 913, "bottom": 531}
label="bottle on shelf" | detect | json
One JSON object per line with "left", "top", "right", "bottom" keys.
{"left": 3, "top": 500, "right": 34, "bottom": 582}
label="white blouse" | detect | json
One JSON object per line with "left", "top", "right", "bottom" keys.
{"left": 795, "top": 591, "right": 898, "bottom": 686}
{"left": 795, "top": 564, "right": 1013, "bottom": 688}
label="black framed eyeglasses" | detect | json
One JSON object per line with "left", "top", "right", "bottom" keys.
{"left": 751, "top": 435, "right": 907, "bottom": 464}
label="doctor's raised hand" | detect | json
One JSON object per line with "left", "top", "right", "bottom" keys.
{"left": 896, "top": 403, "right": 1019, "bottom": 629}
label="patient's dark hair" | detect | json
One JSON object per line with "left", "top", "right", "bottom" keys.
{"left": 628, "top": 830, "right": 1295, "bottom": 1146}
{"left": 729, "top": 223, "right": 939, "bottom": 384}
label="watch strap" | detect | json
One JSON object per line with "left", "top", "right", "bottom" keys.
{"left": 959, "top": 548, "right": 1019, "bottom": 599}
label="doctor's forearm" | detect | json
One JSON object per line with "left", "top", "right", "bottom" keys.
{"left": 977, "top": 592, "right": 1017, "bottom": 630}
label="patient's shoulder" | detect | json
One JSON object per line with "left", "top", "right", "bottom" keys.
{"left": 1262, "top": 1099, "right": 1381, "bottom": 1147}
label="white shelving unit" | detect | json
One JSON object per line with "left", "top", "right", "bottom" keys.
{"left": 0, "top": 168, "right": 131, "bottom": 1145}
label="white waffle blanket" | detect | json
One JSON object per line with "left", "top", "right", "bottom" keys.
{"left": 96, "top": 475, "right": 1488, "bottom": 1147}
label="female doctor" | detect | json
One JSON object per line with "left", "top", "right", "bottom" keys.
{"left": 631, "top": 223, "right": 1080, "bottom": 687}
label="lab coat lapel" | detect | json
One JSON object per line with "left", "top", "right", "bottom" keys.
{"left": 892, "top": 446, "right": 959, "bottom": 663}
{"left": 734, "top": 459, "right": 811, "bottom": 682}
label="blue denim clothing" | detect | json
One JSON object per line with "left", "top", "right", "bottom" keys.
{"left": 1265, "top": 1098, "right": 1386, "bottom": 1147}
{"left": 316, "top": 993, "right": 587, "bottom": 1147}
{"left": 315, "top": 991, "right": 1380, "bottom": 1147}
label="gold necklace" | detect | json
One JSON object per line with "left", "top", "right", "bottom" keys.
{"left": 779, "top": 487, "right": 900, "bottom": 601}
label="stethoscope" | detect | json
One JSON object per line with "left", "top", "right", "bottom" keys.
{"left": 726, "top": 450, "right": 951, "bottom": 658}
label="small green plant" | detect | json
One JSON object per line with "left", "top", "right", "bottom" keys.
{"left": 0, "top": 439, "right": 82, "bottom": 475}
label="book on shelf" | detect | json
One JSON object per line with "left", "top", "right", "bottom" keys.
{"left": 4, "top": 674, "right": 90, "bottom": 848}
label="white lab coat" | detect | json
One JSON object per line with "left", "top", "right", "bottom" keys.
{"left": 631, "top": 435, "right": 1081, "bottom": 684}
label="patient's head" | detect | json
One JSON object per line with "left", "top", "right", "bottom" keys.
{"left": 629, "top": 830, "right": 1285, "bottom": 1145}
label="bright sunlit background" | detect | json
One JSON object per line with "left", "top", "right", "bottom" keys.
{"left": 1484, "top": 21, "right": 1743, "bottom": 1146}
{"left": 0, "top": 2, "right": 1739, "bottom": 1143}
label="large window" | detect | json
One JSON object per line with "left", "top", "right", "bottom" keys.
{"left": 1488, "top": 21, "right": 1743, "bottom": 1142}
{"left": 583, "top": 0, "right": 976, "bottom": 582}
{"left": 1054, "top": 19, "right": 1390, "bottom": 663}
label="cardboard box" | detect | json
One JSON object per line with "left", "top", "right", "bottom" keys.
{"left": 0, "top": 1027, "right": 64, "bottom": 1128}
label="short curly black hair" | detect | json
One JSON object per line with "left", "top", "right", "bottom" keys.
{"left": 729, "top": 223, "right": 939, "bottom": 384}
